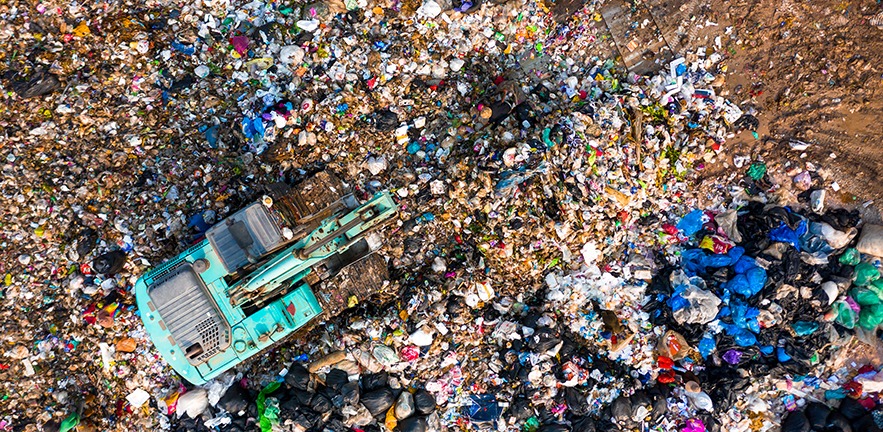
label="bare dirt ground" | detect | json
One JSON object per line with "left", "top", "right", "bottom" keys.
{"left": 687, "top": 0, "right": 883, "bottom": 202}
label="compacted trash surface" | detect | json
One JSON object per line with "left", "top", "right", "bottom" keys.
{"left": 1, "top": 0, "right": 883, "bottom": 431}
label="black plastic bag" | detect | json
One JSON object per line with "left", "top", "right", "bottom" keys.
{"left": 503, "top": 396, "right": 533, "bottom": 423}
{"left": 851, "top": 414, "right": 882, "bottom": 432}
{"left": 340, "top": 381, "right": 360, "bottom": 406}
{"left": 76, "top": 228, "right": 99, "bottom": 257}
{"left": 361, "top": 388, "right": 395, "bottom": 417}
{"left": 781, "top": 410, "right": 810, "bottom": 432}
{"left": 399, "top": 416, "right": 428, "bottom": 432}
{"left": 488, "top": 101, "right": 513, "bottom": 125}
{"left": 413, "top": 389, "right": 436, "bottom": 415}
{"left": 292, "top": 387, "right": 315, "bottom": 407}
{"left": 610, "top": 395, "right": 632, "bottom": 424}
{"left": 360, "top": 372, "right": 389, "bottom": 391}
{"left": 826, "top": 411, "right": 854, "bottom": 432}
{"left": 290, "top": 410, "right": 321, "bottom": 430}
{"left": 649, "top": 394, "right": 668, "bottom": 423}
{"left": 310, "top": 393, "right": 332, "bottom": 413}
{"left": 218, "top": 384, "right": 250, "bottom": 415}
{"left": 92, "top": 250, "right": 127, "bottom": 275}
{"left": 285, "top": 364, "right": 312, "bottom": 391}
{"left": 514, "top": 102, "right": 537, "bottom": 127}
{"left": 565, "top": 388, "right": 589, "bottom": 417}
{"left": 539, "top": 424, "right": 570, "bottom": 432}
{"left": 372, "top": 109, "right": 399, "bottom": 131}
{"left": 325, "top": 368, "right": 348, "bottom": 392}
{"left": 837, "top": 397, "right": 868, "bottom": 420}
{"left": 13, "top": 71, "right": 61, "bottom": 99}
{"left": 821, "top": 208, "right": 861, "bottom": 232}
{"left": 570, "top": 417, "right": 597, "bottom": 432}
{"left": 804, "top": 402, "right": 831, "bottom": 430}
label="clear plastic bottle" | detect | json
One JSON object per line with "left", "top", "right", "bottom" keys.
{"left": 684, "top": 381, "right": 714, "bottom": 412}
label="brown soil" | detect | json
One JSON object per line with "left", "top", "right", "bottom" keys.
{"left": 680, "top": 0, "right": 883, "bottom": 202}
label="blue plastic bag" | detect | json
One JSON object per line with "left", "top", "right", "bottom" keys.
{"left": 731, "top": 300, "right": 760, "bottom": 333}
{"left": 700, "top": 253, "right": 732, "bottom": 269}
{"left": 467, "top": 394, "right": 501, "bottom": 425}
{"left": 744, "top": 267, "right": 767, "bottom": 297}
{"left": 681, "top": 249, "right": 707, "bottom": 275}
{"left": 725, "top": 325, "right": 757, "bottom": 346}
{"left": 726, "top": 267, "right": 766, "bottom": 297}
{"left": 769, "top": 220, "right": 808, "bottom": 251}
{"left": 677, "top": 210, "right": 705, "bottom": 236}
{"left": 727, "top": 246, "right": 745, "bottom": 263}
{"left": 698, "top": 335, "right": 716, "bottom": 359}
{"left": 732, "top": 255, "right": 756, "bottom": 274}
{"left": 667, "top": 295, "right": 690, "bottom": 312}
{"left": 171, "top": 40, "right": 196, "bottom": 55}
{"left": 725, "top": 274, "right": 751, "bottom": 297}
{"left": 776, "top": 347, "right": 792, "bottom": 362}
{"left": 791, "top": 321, "right": 819, "bottom": 336}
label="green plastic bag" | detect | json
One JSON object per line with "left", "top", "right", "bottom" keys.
{"left": 858, "top": 304, "right": 883, "bottom": 330}
{"left": 834, "top": 301, "right": 858, "bottom": 329}
{"left": 522, "top": 416, "right": 540, "bottom": 432}
{"left": 59, "top": 412, "right": 80, "bottom": 432}
{"left": 747, "top": 162, "right": 767, "bottom": 181}
{"left": 256, "top": 381, "right": 282, "bottom": 432}
{"left": 839, "top": 248, "right": 860, "bottom": 266}
{"left": 849, "top": 287, "right": 882, "bottom": 306}
{"left": 854, "top": 262, "right": 880, "bottom": 286}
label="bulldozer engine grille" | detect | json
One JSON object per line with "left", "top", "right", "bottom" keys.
{"left": 147, "top": 264, "right": 231, "bottom": 366}
{"left": 192, "top": 317, "right": 224, "bottom": 362}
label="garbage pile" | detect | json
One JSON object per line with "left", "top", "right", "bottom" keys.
{"left": 2, "top": 0, "right": 883, "bottom": 430}
{"left": 160, "top": 362, "right": 439, "bottom": 432}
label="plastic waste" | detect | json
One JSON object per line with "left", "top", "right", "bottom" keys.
{"left": 671, "top": 285, "right": 721, "bottom": 324}
{"left": 285, "top": 364, "right": 312, "bottom": 390}
{"left": 361, "top": 373, "right": 389, "bottom": 392}
{"left": 810, "top": 189, "right": 826, "bottom": 214}
{"left": 466, "top": 394, "right": 501, "bottom": 425}
{"left": 399, "top": 416, "right": 429, "bottom": 432}
{"left": 834, "top": 301, "right": 859, "bottom": 329}
{"left": 679, "top": 418, "right": 705, "bottom": 432}
{"left": 325, "top": 368, "right": 349, "bottom": 391}
{"left": 218, "top": 385, "right": 249, "bottom": 415}
{"left": 12, "top": 70, "right": 61, "bottom": 98}
{"left": 413, "top": 389, "right": 436, "bottom": 415}
{"left": 857, "top": 224, "right": 883, "bottom": 257}
{"left": 361, "top": 388, "right": 395, "bottom": 417}
{"left": 658, "top": 330, "right": 690, "bottom": 360}
{"left": 395, "top": 391, "right": 415, "bottom": 419}
{"left": 310, "top": 394, "right": 332, "bottom": 413}
{"left": 858, "top": 304, "right": 883, "bottom": 330}
{"left": 839, "top": 248, "right": 861, "bottom": 265}
{"left": 770, "top": 220, "right": 808, "bottom": 251}
{"left": 803, "top": 402, "right": 831, "bottom": 430}
{"left": 697, "top": 334, "right": 717, "bottom": 359}
{"left": 684, "top": 382, "right": 714, "bottom": 412}
{"left": 812, "top": 222, "right": 856, "bottom": 249}
{"left": 677, "top": 210, "right": 706, "bottom": 236}
{"left": 715, "top": 209, "right": 742, "bottom": 243}
{"left": 781, "top": 410, "right": 810, "bottom": 432}
{"left": 126, "top": 389, "right": 151, "bottom": 408}
{"left": 836, "top": 397, "right": 868, "bottom": 420}
{"left": 177, "top": 389, "right": 209, "bottom": 419}
{"left": 91, "top": 250, "right": 127, "bottom": 275}
{"left": 747, "top": 162, "right": 767, "bottom": 180}
{"left": 854, "top": 262, "right": 880, "bottom": 286}
{"left": 851, "top": 287, "right": 882, "bottom": 306}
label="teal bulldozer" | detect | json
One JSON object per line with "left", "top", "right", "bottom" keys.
{"left": 134, "top": 172, "right": 397, "bottom": 384}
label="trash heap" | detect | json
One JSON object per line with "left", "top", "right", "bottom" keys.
{"left": 2, "top": 0, "right": 883, "bottom": 430}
